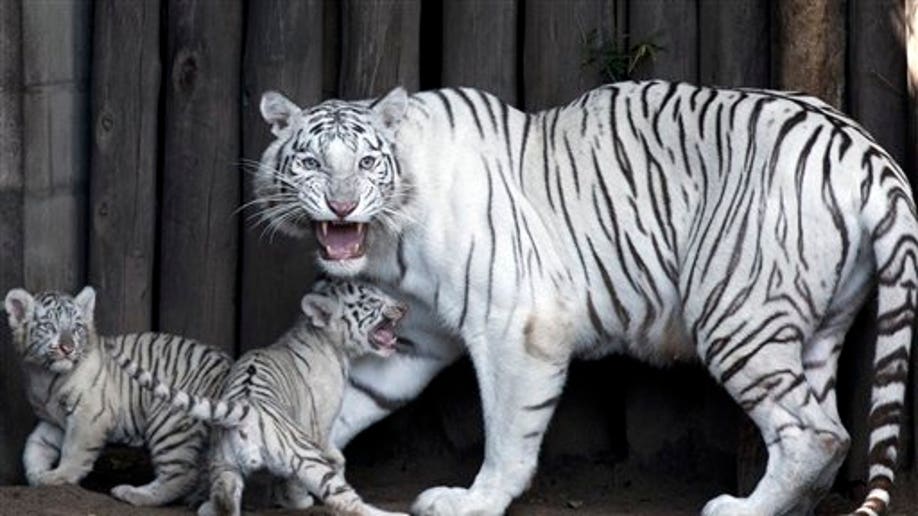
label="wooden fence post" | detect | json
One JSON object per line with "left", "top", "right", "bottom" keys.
{"left": 628, "top": 0, "right": 698, "bottom": 81}
{"left": 89, "top": 0, "right": 161, "bottom": 335}
{"left": 699, "top": 0, "right": 771, "bottom": 87}
{"left": 774, "top": 0, "right": 846, "bottom": 107}
{"left": 21, "top": 0, "right": 91, "bottom": 292}
{"left": 339, "top": 0, "right": 421, "bottom": 98}
{"left": 159, "top": 0, "right": 243, "bottom": 352}
{"left": 0, "top": 0, "right": 29, "bottom": 485}
{"left": 523, "top": 0, "right": 624, "bottom": 110}
{"left": 443, "top": 0, "right": 519, "bottom": 105}
{"left": 238, "top": 0, "right": 325, "bottom": 352}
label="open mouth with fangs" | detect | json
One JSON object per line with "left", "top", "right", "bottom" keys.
{"left": 314, "top": 221, "right": 367, "bottom": 261}
{"left": 369, "top": 317, "right": 400, "bottom": 356}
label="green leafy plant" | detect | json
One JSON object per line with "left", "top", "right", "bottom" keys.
{"left": 582, "top": 29, "right": 663, "bottom": 82}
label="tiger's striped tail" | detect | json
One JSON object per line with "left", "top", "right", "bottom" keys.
{"left": 855, "top": 171, "right": 918, "bottom": 516}
{"left": 106, "top": 343, "right": 249, "bottom": 428}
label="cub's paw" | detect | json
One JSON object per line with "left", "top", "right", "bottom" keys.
{"left": 701, "top": 494, "right": 762, "bottom": 516}
{"left": 411, "top": 486, "right": 507, "bottom": 516}
{"left": 197, "top": 500, "right": 217, "bottom": 516}
{"left": 358, "top": 503, "right": 408, "bottom": 516}
{"left": 110, "top": 484, "right": 161, "bottom": 506}
{"left": 29, "top": 469, "right": 75, "bottom": 486}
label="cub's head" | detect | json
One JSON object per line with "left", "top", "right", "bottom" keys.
{"left": 254, "top": 88, "right": 411, "bottom": 277}
{"left": 300, "top": 279, "right": 407, "bottom": 358}
{"left": 4, "top": 287, "right": 96, "bottom": 373}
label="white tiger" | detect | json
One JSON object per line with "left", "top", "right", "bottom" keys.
{"left": 253, "top": 81, "right": 916, "bottom": 516}
{"left": 3, "top": 286, "right": 231, "bottom": 506}
{"left": 111, "top": 279, "right": 408, "bottom": 516}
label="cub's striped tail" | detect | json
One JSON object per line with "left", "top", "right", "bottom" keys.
{"left": 106, "top": 343, "right": 249, "bottom": 428}
{"left": 855, "top": 164, "right": 918, "bottom": 516}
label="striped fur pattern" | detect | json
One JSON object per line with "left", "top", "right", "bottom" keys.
{"left": 114, "top": 279, "right": 407, "bottom": 516}
{"left": 3, "top": 286, "right": 231, "bottom": 506}
{"left": 255, "top": 81, "right": 916, "bottom": 516}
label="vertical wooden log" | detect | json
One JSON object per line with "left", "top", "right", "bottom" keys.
{"left": 323, "top": 0, "right": 341, "bottom": 99}
{"left": 523, "top": 0, "right": 624, "bottom": 110}
{"left": 442, "top": 0, "right": 519, "bottom": 105}
{"left": 698, "top": 0, "right": 771, "bottom": 87}
{"left": 159, "top": 0, "right": 242, "bottom": 352}
{"left": 842, "top": 0, "right": 909, "bottom": 486}
{"left": 20, "top": 0, "right": 91, "bottom": 292}
{"left": 774, "top": 0, "right": 846, "bottom": 107}
{"left": 89, "top": 0, "right": 161, "bottom": 334}
{"left": 339, "top": 0, "right": 421, "bottom": 98}
{"left": 239, "top": 0, "right": 324, "bottom": 352}
{"left": 628, "top": 0, "right": 699, "bottom": 82}
{"left": 0, "top": 0, "right": 30, "bottom": 485}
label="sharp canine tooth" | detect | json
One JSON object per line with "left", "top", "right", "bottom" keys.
{"left": 350, "top": 243, "right": 360, "bottom": 254}
{"left": 321, "top": 222, "right": 328, "bottom": 236}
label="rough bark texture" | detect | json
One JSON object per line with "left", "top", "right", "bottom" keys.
{"left": 774, "top": 0, "right": 847, "bottom": 107}
{"left": 339, "top": 0, "right": 420, "bottom": 99}
{"left": 443, "top": 0, "right": 519, "bottom": 105}
{"left": 88, "top": 0, "right": 161, "bottom": 335}
{"left": 159, "top": 0, "right": 242, "bottom": 352}
{"left": 239, "top": 0, "right": 324, "bottom": 352}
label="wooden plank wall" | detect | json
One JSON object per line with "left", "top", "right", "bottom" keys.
{"left": 0, "top": 0, "right": 916, "bottom": 496}
{"left": 159, "top": 0, "right": 243, "bottom": 352}
{"left": 0, "top": 0, "right": 28, "bottom": 485}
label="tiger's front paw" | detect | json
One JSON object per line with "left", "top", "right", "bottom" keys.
{"left": 29, "top": 468, "right": 77, "bottom": 486}
{"left": 411, "top": 486, "right": 509, "bottom": 516}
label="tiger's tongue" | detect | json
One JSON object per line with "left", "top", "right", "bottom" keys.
{"left": 315, "top": 223, "right": 365, "bottom": 260}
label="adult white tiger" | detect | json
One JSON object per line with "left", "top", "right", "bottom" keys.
{"left": 254, "top": 81, "right": 916, "bottom": 516}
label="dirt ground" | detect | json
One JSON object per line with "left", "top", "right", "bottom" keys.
{"left": 3, "top": 456, "right": 918, "bottom": 515}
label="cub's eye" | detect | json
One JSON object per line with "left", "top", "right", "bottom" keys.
{"left": 358, "top": 155, "right": 377, "bottom": 170}
{"left": 296, "top": 156, "right": 321, "bottom": 170}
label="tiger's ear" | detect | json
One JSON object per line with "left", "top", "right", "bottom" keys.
{"left": 370, "top": 87, "right": 408, "bottom": 131}
{"left": 4, "top": 288, "right": 35, "bottom": 329}
{"left": 73, "top": 286, "right": 96, "bottom": 324}
{"left": 260, "top": 90, "right": 300, "bottom": 136}
{"left": 300, "top": 293, "right": 338, "bottom": 328}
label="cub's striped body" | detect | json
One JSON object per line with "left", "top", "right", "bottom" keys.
{"left": 114, "top": 279, "right": 407, "bottom": 516}
{"left": 254, "top": 81, "right": 916, "bottom": 515}
{"left": 4, "top": 286, "right": 231, "bottom": 506}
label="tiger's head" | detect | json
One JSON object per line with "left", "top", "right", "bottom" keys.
{"left": 4, "top": 287, "right": 96, "bottom": 373}
{"left": 300, "top": 279, "right": 407, "bottom": 358}
{"left": 254, "top": 88, "right": 411, "bottom": 277}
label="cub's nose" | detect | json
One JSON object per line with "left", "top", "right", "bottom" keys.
{"left": 326, "top": 198, "right": 357, "bottom": 219}
{"left": 58, "top": 335, "right": 74, "bottom": 355}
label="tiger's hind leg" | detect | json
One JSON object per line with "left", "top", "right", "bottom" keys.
{"left": 700, "top": 315, "right": 849, "bottom": 516}
{"left": 797, "top": 328, "right": 855, "bottom": 511}
{"left": 198, "top": 434, "right": 245, "bottom": 516}
{"left": 112, "top": 414, "right": 206, "bottom": 506}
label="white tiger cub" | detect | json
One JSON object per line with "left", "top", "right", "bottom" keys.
{"left": 4, "top": 286, "right": 231, "bottom": 506}
{"left": 253, "top": 82, "right": 917, "bottom": 516}
{"left": 112, "top": 279, "right": 408, "bottom": 516}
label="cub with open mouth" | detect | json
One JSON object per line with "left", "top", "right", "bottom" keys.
{"left": 253, "top": 90, "right": 412, "bottom": 277}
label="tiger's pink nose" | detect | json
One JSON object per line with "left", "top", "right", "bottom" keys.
{"left": 58, "top": 337, "right": 74, "bottom": 355}
{"left": 327, "top": 198, "right": 357, "bottom": 219}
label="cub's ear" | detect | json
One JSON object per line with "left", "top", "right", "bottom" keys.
{"left": 260, "top": 90, "right": 301, "bottom": 136}
{"left": 300, "top": 293, "right": 338, "bottom": 328}
{"left": 370, "top": 87, "right": 408, "bottom": 131}
{"left": 74, "top": 286, "right": 96, "bottom": 324}
{"left": 4, "top": 288, "right": 35, "bottom": 329}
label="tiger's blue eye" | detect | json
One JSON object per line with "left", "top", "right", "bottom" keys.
{"left": 358, "top": 156, "right": 377, "bottom": 170}
{"left": 302, "top": 157, "right": 321, "bottom": 169}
